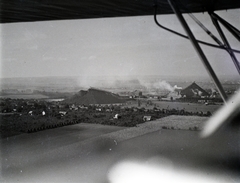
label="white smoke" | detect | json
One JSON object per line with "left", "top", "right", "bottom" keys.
{"left": 174, "top": 85, "right": 182, "bottom": 90}
{"left": 139, "top": 80, "right": 177, "bottom": 92}
{"left": 77, "top": 76, "right": 183, "bottom": 94}
{"left": 153, "top": 81, "right": 174, "bottom": 92}
{"left": 77, "top": 75, "right": 141, "bottom": 89}
{"left": 198, "top": 90, "right": 203, "bottom": 96}
{"left": 191, "top": 89, "right": 203, "bottom": 96}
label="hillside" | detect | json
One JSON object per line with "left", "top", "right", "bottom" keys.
{"left": 64, "top": 88, "right": 126, "bottom": 105}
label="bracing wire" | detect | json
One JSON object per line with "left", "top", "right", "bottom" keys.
{"left": 187, "top": 13, "right": 224, "bottom": 47}
{"left": 154, "top": 5, "right": 240, "bottom": 54}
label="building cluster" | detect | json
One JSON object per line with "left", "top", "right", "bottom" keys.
{"left": 0, "top": 98, "right": 125, "bottom": 118}
{"left": 127, "top": 82, "right": 227, "bottom": 104}
{"left": 0, "top": 82, "right": 223, "bottom": 117}
{"left": 0, "top": 98, "right": 65, "bottom": 116}
{"left": 1, "top": 85, "right": 217, "bottom": 135}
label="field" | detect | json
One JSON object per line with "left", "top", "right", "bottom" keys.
{"left": 126, "top": 100, "right": 221, "bottom": 113}
{"left": 147, "top": 115, "right": 209, "bottom": 131}
{"left": 153, "top": 101, "right": 221, "bottom": 113}
{"left": 0, "top": 94, "right": 49, "bottom": 99}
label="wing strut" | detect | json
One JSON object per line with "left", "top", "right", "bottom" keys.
{"left": 154, "top": 5, "right": 240, "bottom": 54}
{"left": 167, "top": 0, "right": 227, "bottom": 103}
{"left": 211, "top": 13, "right": 240, "bottom": 42}
{"left": 209, "top": 12, "right": 240, "bottom": 74}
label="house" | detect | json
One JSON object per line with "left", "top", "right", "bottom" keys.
{"left": 133, "top": 108, "right": 138, "bottom": 112}
{"left": 59, "top": 111, "right": 67, "bottom": 116}
{"left": 96, "top": 108, "right": 102, "bottom": 111}
{"left": 113, "top": 114, "right": 121, "bottom": 119}
{"left": 143, "top": 116, "right": 151, "bottom": 122}
{"left": 70, "top": 104, "right": 78, "bottom": 110}
{"left": 79, "top": 105, "right": 88, "bottom": 110}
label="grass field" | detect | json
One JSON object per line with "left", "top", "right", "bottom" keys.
{"left": 0, "top": 94, "right": 49, "bottom": 99}
{"left": 126, "top": 100, "right": 221, "bottom": 113}
{"left": 149, "top": 115, "right": 209, "bottom": 131}
{"left": 153, "top": 101, "right": 221, "bottom": 113}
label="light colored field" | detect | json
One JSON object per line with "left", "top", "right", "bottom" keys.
{"left": 153, "top": 101, "right": 221, "bottom": 113}
{"left": 0, "top": 94, "right": 49, "bottom": 99}
{"left": 126, "top": 100, "right": 221, "bottom": 113}
{"left": 2, "top": 115, "right": 237, "bottom": 183}
{"left": 107, "top": 116, "right": 208, "bottom": 142}
{"left": 150, "top": 115, "right": 209, "bottom": 130}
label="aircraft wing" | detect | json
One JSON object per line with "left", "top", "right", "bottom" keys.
{"left": 1, "top": 0, "right": 240, "bottom": 23}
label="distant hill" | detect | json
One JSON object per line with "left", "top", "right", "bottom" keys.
{"left": 64, "top": 88, "right": 126, "bottom": 105}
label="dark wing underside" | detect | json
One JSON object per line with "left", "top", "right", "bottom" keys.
{"left": 1, "top": 0, "right": 240, "bottom": 23}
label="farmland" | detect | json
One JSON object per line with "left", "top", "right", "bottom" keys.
{"left": 1, "top": 75, "right": 238, "bottom": 139}
{"left": 0, "top": 94, "right": 49, "bottom": 99}
{"left": 126, "top": 99, "right": 221, "bottom": 113}
{"left": 1, "top": 97, "right": 214, "bottom": 138}
{"left": 152, "top": 101, "right": 220, "bottom": 113}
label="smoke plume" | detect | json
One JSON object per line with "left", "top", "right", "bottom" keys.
{"left": 139, "top": 80, "right": 178, "bottom": 92}
{"left": 153, "top": 81, "right": 174, "bottom": 92}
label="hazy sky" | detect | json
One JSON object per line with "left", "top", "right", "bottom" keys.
{"left": 1, "top": 9, "right": 240, "bottom": 78}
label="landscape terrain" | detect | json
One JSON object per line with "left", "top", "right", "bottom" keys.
{"left": 0, "top": 75, "right": 239, "bottom": 138}
{"left": 1, "top": 75, "right": 240, "bottom": 183}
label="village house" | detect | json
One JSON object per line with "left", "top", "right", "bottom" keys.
{"left": 59, "top": 111, "right": 67, "bottom": 116}
{"left": 143, "top": 116, "right": 151, "bottom": 122}
{"left": 113, "top": 114, "right": 121, "bottom": 119}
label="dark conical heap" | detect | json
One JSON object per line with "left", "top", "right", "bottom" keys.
{"left": 181, "top": 82, "right": 209, "bottom": 97}
{"left": 65, "top": 88, "right": 126, "bottom": 105}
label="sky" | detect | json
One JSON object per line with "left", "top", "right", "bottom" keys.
{"left": 0, "top": 9, "right": 240, "bottom": 79}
